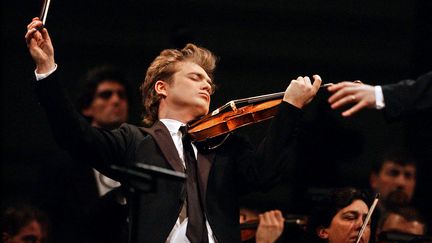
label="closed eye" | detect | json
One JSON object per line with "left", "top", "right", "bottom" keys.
{"left": 188, "top": 72, "right": 215, "bottom": 93}
{"left": 342, "top": 212, "right": 359, "bottom": 221}
{"left": 190, "top": 75, "right": 199, "bottom": 81}
{"left": 189, "top": 73, "right": 202, "bottom": 81}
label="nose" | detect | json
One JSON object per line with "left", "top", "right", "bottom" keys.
{"left": 202, "top": 80, "right": 212, "bottom": 94}
{"left": 109, "top": 92, "right": 124, "bottom": 104}
{"left": 395, "top": 174, "right": 408, "bottom": 188}
{"left": 108, "top": 96, "right": 120, "bottom": 106}
{"left": 355, "top": 217, "right": 364, "bottom": 230}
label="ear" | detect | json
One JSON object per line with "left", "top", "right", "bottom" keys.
{"left": 317, "top": 226, "right": 329, "bottom": 239}
{"left": 155, "top": 80, "right": 168, "bottom": 97}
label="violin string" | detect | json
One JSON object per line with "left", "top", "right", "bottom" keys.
{"left": 213, "top": 92, "right": 284, "bottom": 114}
{"left": 220, "top": 84, "right": 332, "bottom": 109}
{"left": 210, "top": 84, "right": 332, "bottom": 116}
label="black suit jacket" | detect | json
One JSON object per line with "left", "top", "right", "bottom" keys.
{"left": 35, "top": 72, "right": 302, "bottom": 243}
{"left": 382, "top": 71, "right": 432, "bottom": 120}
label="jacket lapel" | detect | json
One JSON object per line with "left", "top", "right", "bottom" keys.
{"left": 140, "top": 121, "right": 184, "bottom": 173}
{"left": 141, "top": 121, "right": 215, "bottom": 200}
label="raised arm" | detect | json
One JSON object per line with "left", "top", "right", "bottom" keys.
{"left": 234, "top": 75, "right": 322, "bottom": 192}
{"left": 25, "top": 17, "right": 56, "bottom": 74}
{"left": 24, "top": 18, "right": 137, "bottom": 179}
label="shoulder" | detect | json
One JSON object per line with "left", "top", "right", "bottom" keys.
{"left": 115, "top": 123, "right": 151, "bottom": 140}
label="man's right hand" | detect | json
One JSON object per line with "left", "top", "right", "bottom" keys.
{"left": 327, "top": 81, "right": 376, "bottom": 117}
{"left": 25, "top": 17, "right": 55, "bottom": 74}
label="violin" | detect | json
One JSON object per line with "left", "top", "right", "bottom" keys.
{"left": 240, "top": 215, "right": 308, "bottom": 242}
{"left": 188, "top": 84, "right": 332, "bottom": 147}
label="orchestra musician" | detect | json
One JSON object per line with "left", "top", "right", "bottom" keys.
{"left": 307, "top": 187, "right": 372, "bottom": 243}
{"left": 25, "top": 17, "right": 321, "bottom": 242}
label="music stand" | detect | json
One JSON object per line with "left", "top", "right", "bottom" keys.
{"left": 110, "top": 163, "right": 186, "bottom": 243}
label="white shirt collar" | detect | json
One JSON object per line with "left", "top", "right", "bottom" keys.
{"left": 159, "top": 119, "right": 185, "bottom": 135}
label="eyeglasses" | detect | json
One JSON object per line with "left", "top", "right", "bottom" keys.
{"left": 96, "top": 90, "right": 127, "bottom": 100}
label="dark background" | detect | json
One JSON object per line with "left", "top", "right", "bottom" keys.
{"left": 2, "top": 0, "right": 431, "bottom": 220}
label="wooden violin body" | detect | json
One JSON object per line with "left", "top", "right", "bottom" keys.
{"left": 188, "top": 99, "right": 282, "bottom": 143}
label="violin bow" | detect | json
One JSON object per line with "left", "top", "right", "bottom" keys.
{"left": 355, "top": 193, "right": 380, "bottom": 243}
{"left": 39, "top": 0, "right": 52, "bottom": 26}
{"left": 210, "top": 83, "right": 333, "bottom": 116}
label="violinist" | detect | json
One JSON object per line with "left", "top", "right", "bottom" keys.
{"left": 307, "top": 187, "right": 372, "bottom": 243}
{"left": 25, "top": 17, "right": 321, "bottom": 242}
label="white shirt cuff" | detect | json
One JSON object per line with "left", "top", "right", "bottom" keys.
{"left": 375, "top": 85, "right": 385, "bottom": 110}
{"left": 35, "top": 64, "right": 58, "bottom": 81}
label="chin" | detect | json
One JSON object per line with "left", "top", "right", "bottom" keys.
{"left": 195, "top": 110, "right": 208, "bottom": 118}
{"left": 194, "top": 104, "right": 209, "bottom": 116}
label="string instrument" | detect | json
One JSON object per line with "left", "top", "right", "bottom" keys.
{"left": 188, "top": 84, "right": 332, "bottom": 148}
{"left": 240, "top": 215, "right": 308, "bottom": 242}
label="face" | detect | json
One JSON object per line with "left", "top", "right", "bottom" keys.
{"left": 157, "top": 61, "right": 213, "bottom": 122}
{"left": 82, "top": 81, "right": 128, "bottom": 129}
{"left": 319, "top": 200, "right": 370, "bottom": 243}
{"left": 370, "top": 161, "right": 416, "bottom": 203}
{"left": 3, "top": 220, "right": 46, "bottom": 243}
{"left": 380, "top": 213, "right": 425, "bottom": 236}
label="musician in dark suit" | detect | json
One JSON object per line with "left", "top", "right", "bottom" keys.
{"left": 25, "top": 17, "right": 321, "bottom": 242}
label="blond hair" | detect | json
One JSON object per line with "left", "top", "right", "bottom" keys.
{"left": 140, "top": 44, "right": 217, "bottom": 126}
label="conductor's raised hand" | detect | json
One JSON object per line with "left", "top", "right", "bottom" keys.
{"left": 25, "top": 17, "right": 55, "bottom": 74}
{"left": 283, "top": 75, "right": 322, "bottom": 109}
